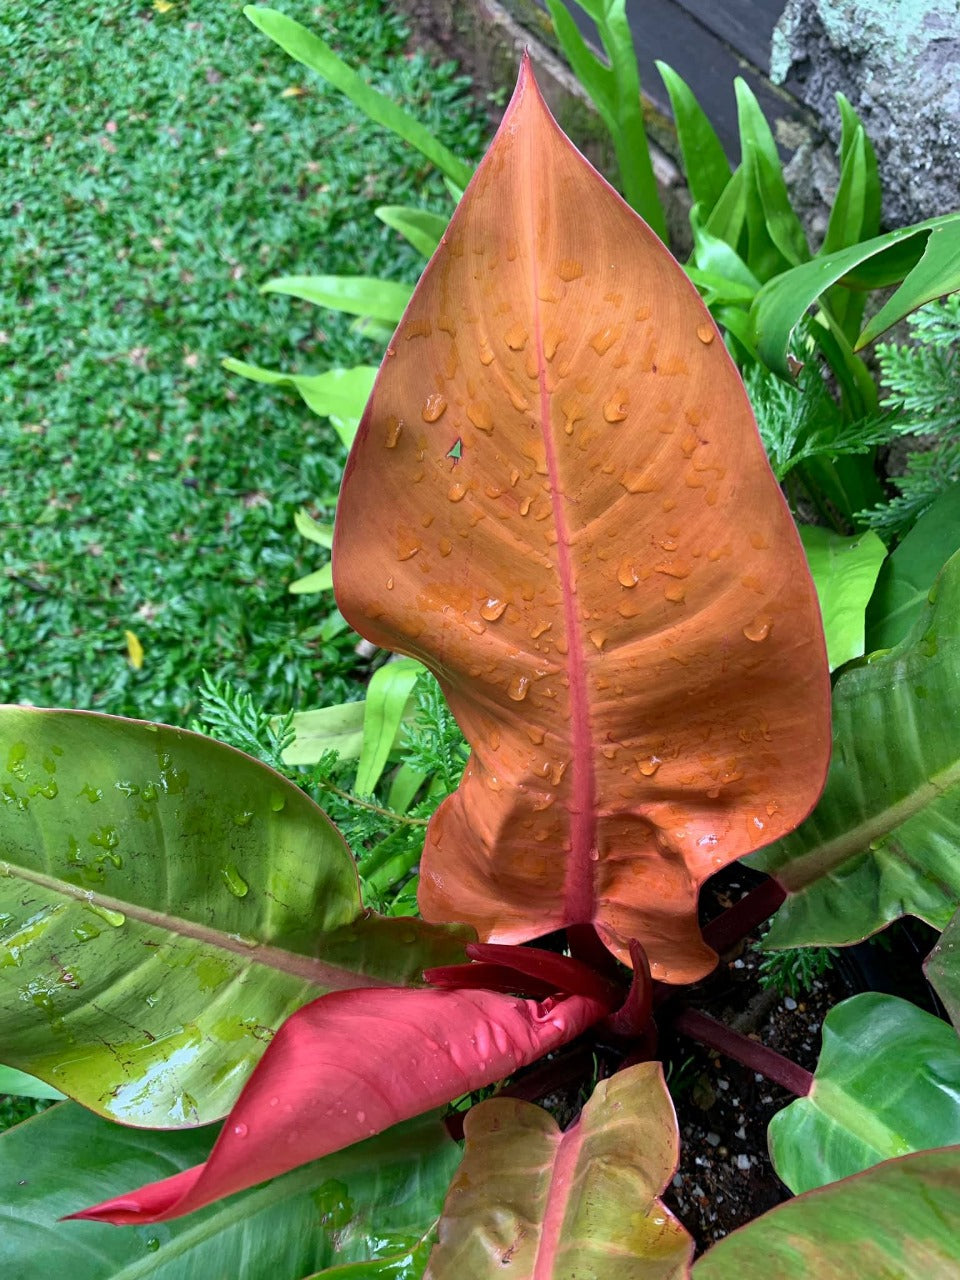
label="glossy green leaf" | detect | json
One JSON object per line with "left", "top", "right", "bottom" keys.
{"left": 261, "top": 275, "right": 414, "bottom": 324}
{"left": 425, "top": 1063, "right": 692, "bottom": 1278}
{"left": 822, "top": 128, "right": 869, "bottom": 258}
{"left": 376, "top": 206, "right": 449, "bottom": 260}
{"left": 705, "top": 166, "right": 747, "bottom": 252}
{"left": 243, "top": 7, "right": 472, "bottom": 189}
{"left": 0, "top": 709, "right": 470, "bottom": 1125}
{"left": 0, "top": 1102, "right": 459, "bottom": 1280}
{"left": 295, "top": 509, "right": 335, "bottom": 548}
{"left": 735, "top": 78, "right": 809, "bottom": 278}
{"left": 751, "top": 212, "right": 960, "bottom": 378}
{"left": 544, "top": 0, "right": 666, "bottom": 238}
{"left": 821, "top": 96, "right": 880, "bottom": 341}
{"left": 355, "top": 660, "right": 425, "bottom": 795}
{"left": 769, "top": 993, "right": 960, "bottom": 1194}
{"left": 0, "top": 1065, "right": 64, "bottom": 1101}
{"left": 222, "top": 357, "right": 377, "bottom": 427}
{"left": 753, "top": 549, "right": 960, "bottom": 947}
{"left": 693, "top": 1146, "right": 960, "bottom": 1279}
{"left": 858, "top": 219, "right": 960, "bottom": 348}
{"left": 543, "top": 1, "right": 614, "bottom": 123}
{"left": 925, "top": 907, "right": 960, "bottom": 1032}
{"left": 290, "top": 564, "right": 333, "bottom": 594}
{"left": 798, "top": 526, "right": 887, "bottom": 670}
{"left": 836, "top": 93, "right": 881, "bottom": 239}
{"left": 689, "top": 206, "right": 761, "bottom": 292}
{"left": 866, "top": 483, "right": 960, "bottom": 651}
{"left": 656, "top": 62, "right": 731, "bottom": 218}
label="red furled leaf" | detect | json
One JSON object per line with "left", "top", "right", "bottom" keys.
{"left": 66, "top": 986, "right": 607, "bottom": 1225}
{"left": 333, "top": 57, "right": 830, "bottom": 982}
{"left": 424, "top": 942, "right": 623, "bottom": 1003}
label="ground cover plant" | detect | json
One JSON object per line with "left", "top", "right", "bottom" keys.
{"left": 0, "top": 0, "right": 488, "bottom": 725}
{"left": 4, "top": 6, "right": 960, "bottom": 1267}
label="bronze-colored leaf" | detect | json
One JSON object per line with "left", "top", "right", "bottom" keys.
{"left": 334, "top": 57, "right": 830, "bottom": 981}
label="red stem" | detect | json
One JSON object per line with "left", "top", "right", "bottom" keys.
{"left": 604, "top": 938, "right": 653, "bottom": 1038}
{"left": 702, "top": 875, "right": 786, "bottom": 956}
{"left": 673, "top": 1007, "right": 813, "bottom": 1097}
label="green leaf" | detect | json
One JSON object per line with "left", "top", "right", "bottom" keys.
{"left": 655, "top": 62, "right": 730, "bottom": 218}
{"left": 386, "top": 762, "right": 429, "bottom": 815}
{"left": 281, "top": 701, "right": 367, "bottom": 766}
{"left": 329, "top": 413, "right": 360, "bottom": 450}
{"left": 751, "top": 549, "right": 960, "bottom": 947}
{"left": 222, "top": 358, "right": 377, "bottom": 425}
{"left": 751, "top": 212, "right": 960, "bottom": 379}
{"left": 798, "top": 526, "right": 887, "bottom": 670}
{"left": 822, "top": 127, "right": 869, "bottom": 257}
{"left": 295, "top": 509, "right": 335, "bottom": 548}
{"left": 836, "top": 93, "right": 880, "bottom": 239}
{"left": 705, "top": 166, "right": 747, "bottom": 251}
{"left": 544, "top": 1, "right": 667, "bottom": 239}
{"left": 0, "top": 1102, "right": 460, "bottom": 1280}
{"left": 925, "top": 906, "right": 960, "bottom": 1031}
{"left": 735, "top": 78, "right": 809, "bottom": 278}
{"left": 866, "top": 483, "right": 960, "bottom": 651}
{"left": 689, "top": 205, "right": 761, "bottom": 292}
{"left": 376, "top": 206, "right": 450, "bottom": 259}
{"left": 0, "top": 1065, "right": 64, "bottom": 1101}
{"left": 243, "top": 7, "right": 473, "bottom": 189}
{"left": 769, "top": 993, "right": 960, "bottom": 1194}
{"left": 692, "top": 1146, "right": 960, "bottom": 1279}
{"left": 355, "top": 660, "right": 424, "bottom": 796}
{"left": 261, "top": 275, "right": 414, "bottom": 324}
{"left": 858, "top": 219, "right": 960, "bottom": 348}
{"left": 543, "top": 1, "right": 614, "bottom": 126}
{"left": 0, "top": 709, "right": 470, "bottom": 1125}
{"left": 290, "top": 564, "right": 333, "bottom": 594}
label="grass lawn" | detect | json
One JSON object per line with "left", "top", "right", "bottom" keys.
{"left": 1, "top": 0, "right": 489, "bottom": 726}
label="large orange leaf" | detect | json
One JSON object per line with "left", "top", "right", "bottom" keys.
{"left": 333, "top": 57, "right": 830, "bottom": 982}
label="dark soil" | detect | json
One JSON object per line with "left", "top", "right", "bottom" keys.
{"left": 656, "top": 868, "right": 943, "bottom": 1254}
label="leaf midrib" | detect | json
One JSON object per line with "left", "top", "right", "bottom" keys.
{"left": 1, "top": 860, "right": 390, "bottom": 990}
{"left": 777, "top": 756, "right": 960, "bottom": 892}
{"left": 524, "top": 95, "right": 598, "bottom": 929}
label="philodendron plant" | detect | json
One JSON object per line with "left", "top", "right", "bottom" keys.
{"left": 3, "top": 59, "right": 960, "bottom": 1278}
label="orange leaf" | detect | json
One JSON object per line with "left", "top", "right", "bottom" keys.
{"left": 333, "top": 57, "right": 831, "bottom": 982}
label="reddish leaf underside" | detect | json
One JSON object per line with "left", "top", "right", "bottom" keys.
{"left": 334, "top": 57, "right": 831, "bottom": 981}
{"left": 67, "top": 986, "right": 607, "bottom": 1225}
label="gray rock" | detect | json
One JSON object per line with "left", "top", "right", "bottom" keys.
{"left": 770, "top": 0, "right": 960, "bottom": 228}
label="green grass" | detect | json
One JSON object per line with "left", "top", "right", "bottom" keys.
{"left": 0, "top": 0, "right": 489, "bottom": 725}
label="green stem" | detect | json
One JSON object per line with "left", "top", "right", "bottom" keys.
{"left": 314, "top": 780, "right": 428, "bottom": 828}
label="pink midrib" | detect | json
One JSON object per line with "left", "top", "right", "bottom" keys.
{"left": 531, "top": 1121, "right": 583, "bottom": 1278}
{"left": 524, "top": 123, "right": 598, "bottom": 930}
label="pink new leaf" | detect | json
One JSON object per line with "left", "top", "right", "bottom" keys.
{"left": 67, "top": 986, "right": 607, "bottom": 1225}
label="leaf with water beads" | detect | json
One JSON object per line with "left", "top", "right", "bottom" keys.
{"left": 333, "top": 56, "right": 831, "bottom": 982}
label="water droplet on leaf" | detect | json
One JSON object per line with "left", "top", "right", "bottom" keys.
{"left": 507, "top": 674, "right": 530, "bottom": 702}
{"left": 742, "top": 617, "right": 772, "bottom": 643}
{"left": 221, "top": 865, "right": 249, "bottom": 898}
{"left": 480, "top": 598, "right": 507, "bottom": 621}
{"left": 421, "top": 394, "right": 447, "bottom": 423}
